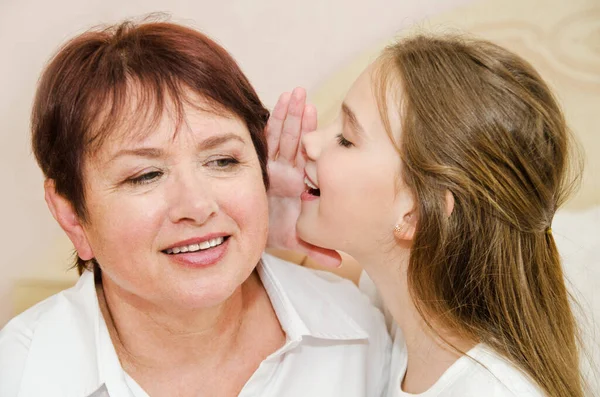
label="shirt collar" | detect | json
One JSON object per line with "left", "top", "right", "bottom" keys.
{"left": 18, "top": 271, "right": 109, "bottom": 397}
{"left": 18, "top": 253, "right": 368, "bottom": 397}
{"left": 258, "top": 253, "right": 369, "bottom": 342}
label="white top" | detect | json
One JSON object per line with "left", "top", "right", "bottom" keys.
{"left": 0, "top": 254, "right": 391, "bottom": 397}
{"left": 358, "top": 272, "right": 545, "bottom": 397}
{"left": 385, "top": 328, "right": 544, "bottom": 397}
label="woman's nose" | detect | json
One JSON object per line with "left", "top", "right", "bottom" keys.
{"left": 167, "top": 171, "right": 218, "bottom": 226}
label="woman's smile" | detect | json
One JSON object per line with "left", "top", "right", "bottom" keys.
{"left": 162, "top": 234, "right": 231, "bottom": 268}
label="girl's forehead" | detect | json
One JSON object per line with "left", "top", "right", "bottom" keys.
{"left": 344, "top": 63, "right": 403, "bottom": 145}
{"left": 371, "top": 62, "right": 405, "bottom": 145}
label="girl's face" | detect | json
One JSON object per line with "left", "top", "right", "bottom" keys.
{"left": 297, "top": 66, "right": 414, "bottom": 260}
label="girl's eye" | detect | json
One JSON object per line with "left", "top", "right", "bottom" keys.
{"left": 207, "top": 157, "right": 240, "bottom": 169}
{"left": 336, "top": 134, "right": 354, "bottom": 148}
{"left": 127, "top": 171, "right": 163, "bottom": 185}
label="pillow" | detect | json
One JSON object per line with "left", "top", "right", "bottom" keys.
{"left": 553, "top": 205, "right": 600, "bottom": 392}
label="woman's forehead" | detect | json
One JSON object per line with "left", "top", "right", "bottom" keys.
{"left": 88, "top": 89, "right": 243, "bottom": 157}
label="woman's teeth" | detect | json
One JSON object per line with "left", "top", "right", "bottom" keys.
{"left": 165, "top": 237, "right": 225, "bottom": 254}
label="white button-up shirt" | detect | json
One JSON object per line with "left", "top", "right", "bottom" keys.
{"left": 0, "top": 253, "right": 390, "bottom": 397}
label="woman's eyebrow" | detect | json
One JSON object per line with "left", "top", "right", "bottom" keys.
{"left": 341, "top": 102, "right": 364, "bottom": 136}
{"left": 109, "top": 133, "right": 245, "bottom": 161}
{"left": 110, "top": 147, "right": 164, "bottom": 162}
{"left": 198, "top": 133, "right": 245, "bottom": 151}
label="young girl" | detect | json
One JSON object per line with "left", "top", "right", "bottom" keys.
{"left": 266, "top": 34, "right": 586, "bottom": 396}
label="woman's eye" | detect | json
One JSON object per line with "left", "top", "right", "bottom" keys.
{"left": 207, "top": 157, "right": 240, "bottom": 168}
{"left": 127, "top": 171, "right": 163, "bottom": 185}
{"left": 336, "top": 134, "right": 354, "bottom": 148}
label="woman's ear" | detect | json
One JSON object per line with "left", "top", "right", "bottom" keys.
{"left": 44, "top": 179, "right": 94, "bottom": 261}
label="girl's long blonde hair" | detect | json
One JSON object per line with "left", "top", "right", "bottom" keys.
{"left": 376, "top": 35, "right": 585, "bottom": 396}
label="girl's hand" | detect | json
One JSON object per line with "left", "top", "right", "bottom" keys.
{"left": 266, "top": 88, "right": 341, "bottom": 268}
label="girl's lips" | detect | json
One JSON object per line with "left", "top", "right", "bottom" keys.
{"left": 165, "top": 237, "right": 230, "bottom": 269}
{"left": 301, "top": 191, "right": 320, "bottom": 201}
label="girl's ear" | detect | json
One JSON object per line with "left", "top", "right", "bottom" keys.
{"left": 393, "top": 190, "right": 453, "bottom": 241}
{"left": 445, "top": 190, "right": 455, "bottom": 218}
{"left": 394, "top": 212, "right": 417, "bottom": 241}
{"left": 44, "top": 179, "right": 94, "bottom": 260}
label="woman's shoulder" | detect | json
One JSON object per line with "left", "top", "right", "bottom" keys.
{"left": 0, "top": 292, "right": 67, "bottom": 395}
{"left": 0, "top": 312, "right": 35, "bottom": 395}
{"left": 1, "top": 271, "right": 96, "bottom": 336}
{"left": 261, "top": 253, "right": 392, "bottom": 395}
{"left": 0, "top": 272, "right": 100, "bottom": 395}
{"left": 260, "top": 254, "right": 391, "bottom": 348}
{"left": 0, "top": 283, "right": 76, "bottom": 356}
{"left": 261, "top": 253, "right": 388, "bottom": 327}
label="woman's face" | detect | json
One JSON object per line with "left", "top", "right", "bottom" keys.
{"left": 297, "top": 66, "right": 413, "bottom": 260}
{"left": 79, "top": 100, "right": 268, "bottom": 310}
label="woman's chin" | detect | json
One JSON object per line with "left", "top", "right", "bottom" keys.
{"left": 165, "top": 285, "right": 240, "bottom": 311}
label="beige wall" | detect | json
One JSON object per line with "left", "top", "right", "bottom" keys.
{"left": 313, "top": 0, "right": 600, "bottom": 210}
{"left": 1, "top": 0, "right": 599, "bottom": 329}
{"left": 0, "top": 0, "right": 470, "bottom": 326}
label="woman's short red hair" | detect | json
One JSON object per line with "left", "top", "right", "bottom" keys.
{"left": 31, "top": 19, "right": 270, "bottom": 272}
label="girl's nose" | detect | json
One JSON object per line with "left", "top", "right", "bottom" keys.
{"left": 301, "top": 128, "right": 321, "bottom": 161}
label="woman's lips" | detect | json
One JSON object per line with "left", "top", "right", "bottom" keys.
{"left": 165, "top": 237, "right": 230, "bottom": 268}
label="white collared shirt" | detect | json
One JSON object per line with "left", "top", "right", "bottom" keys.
{"left": 0, "top": 253, "right": 390, "bottom": 397}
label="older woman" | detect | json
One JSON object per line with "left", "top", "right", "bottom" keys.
{"left": 0, "top": 21, "right": 390, "bottom": 397}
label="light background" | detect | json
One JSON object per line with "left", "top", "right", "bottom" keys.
{"left": 1, "top": 3, "right": 599, "bottom": 382}
{"left": 0, "top": 0, "right": 472, "bottom": 326}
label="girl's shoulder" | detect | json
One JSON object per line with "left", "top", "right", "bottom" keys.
{"left": 387, "top": 334, "right": 545, "bottom": 397}
{"left": 457, "top": 344, "right": 545, "bottom": 397}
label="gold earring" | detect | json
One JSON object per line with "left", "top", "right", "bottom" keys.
{"left": 394, "top": 223, "right": 404, "bottom": 239}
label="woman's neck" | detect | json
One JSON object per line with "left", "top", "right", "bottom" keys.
{"left": 356, "top": 248, "right": 476, "bottom": 394}
{"left": 97, "top": 270, "right": 269, "bottom": 370}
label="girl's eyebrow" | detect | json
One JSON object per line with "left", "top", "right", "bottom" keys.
{"left": 342, "top": 102, "right": 365, "bottom": 136}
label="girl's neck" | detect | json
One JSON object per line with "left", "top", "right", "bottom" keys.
{"left": 358, "top": 248, "right": 476, "bottom": 394}
{"left": 400, "top": 319, "right": 476, "bottom": 393}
